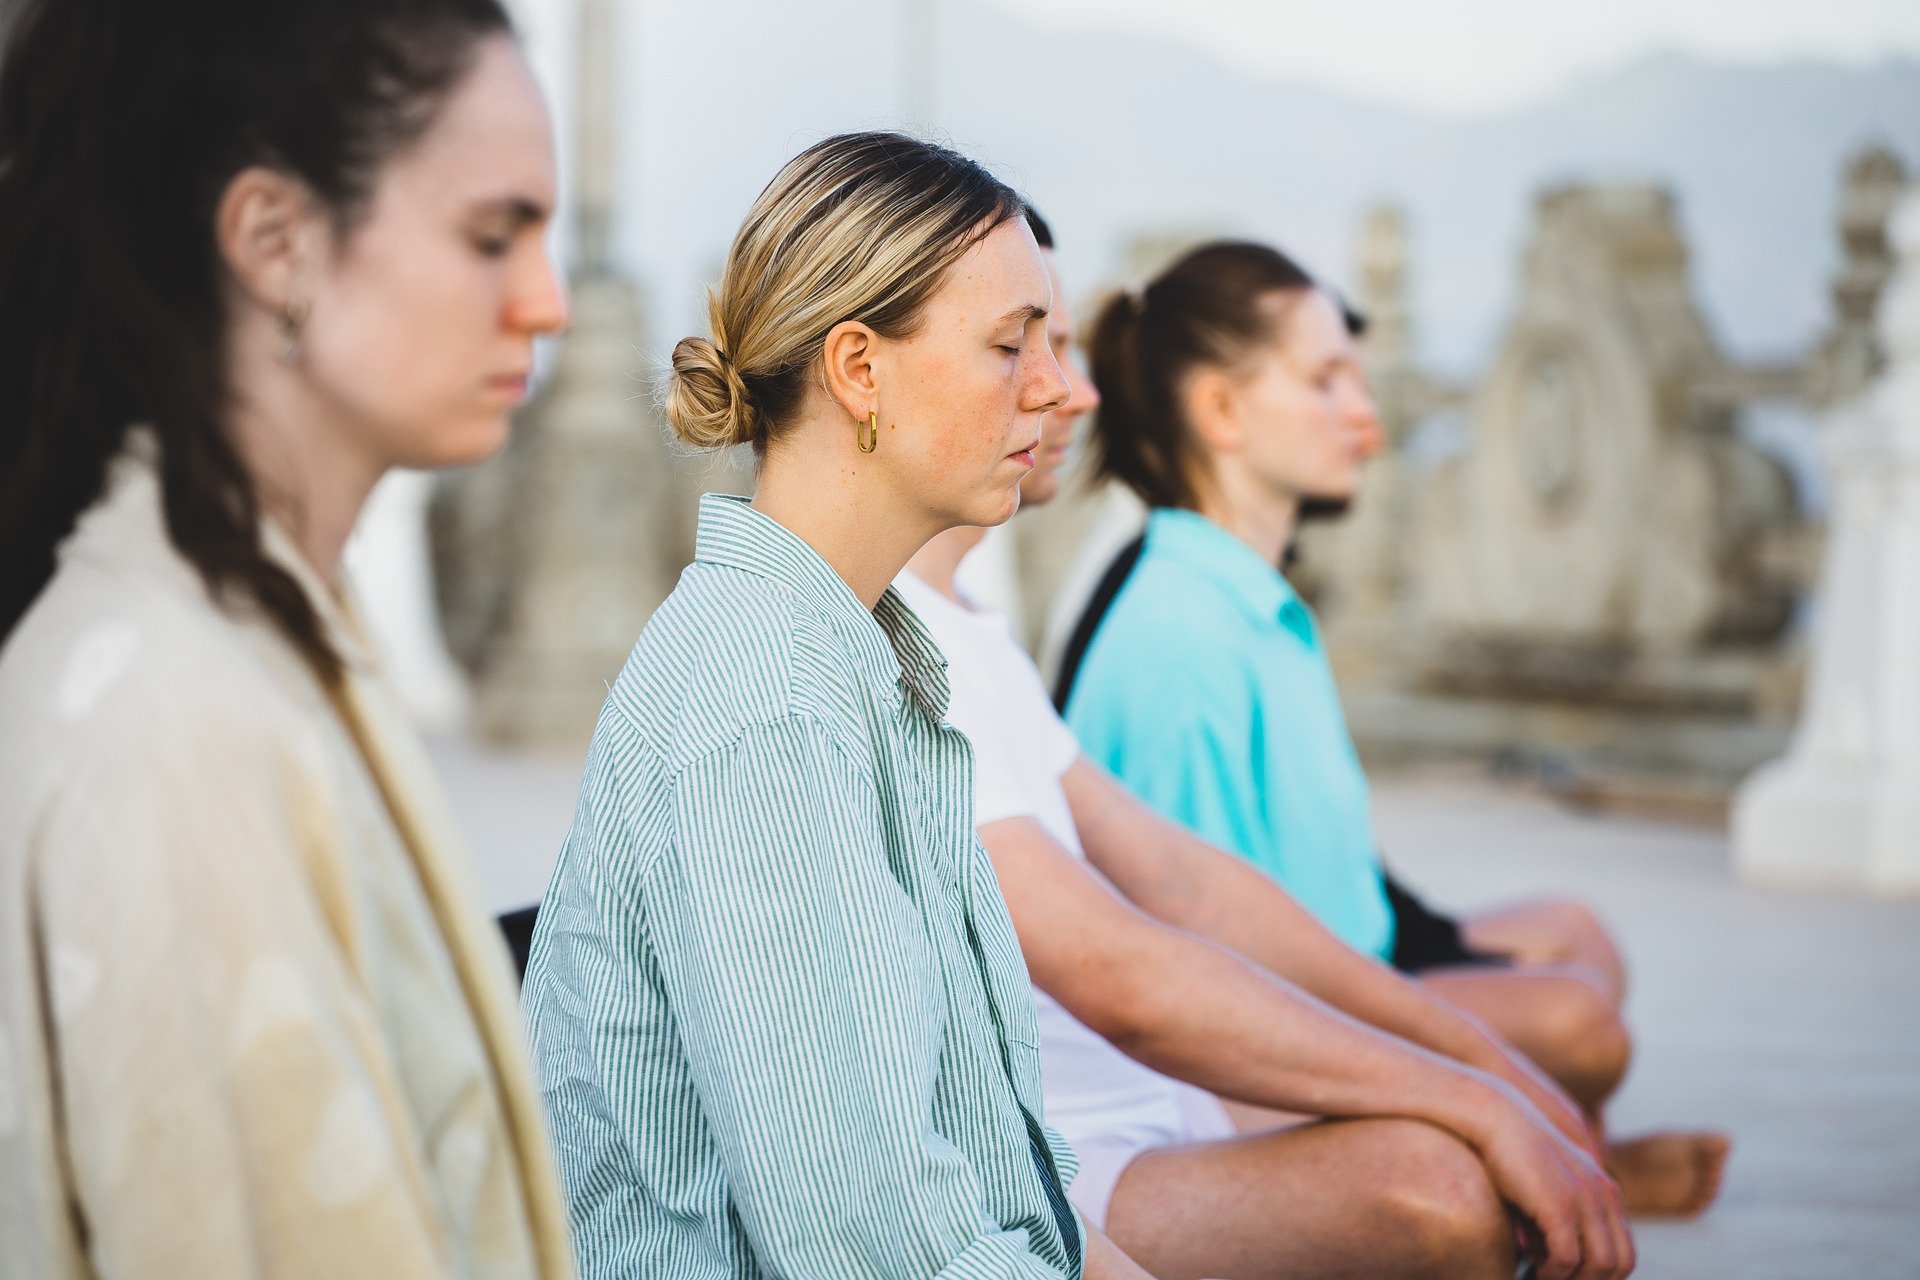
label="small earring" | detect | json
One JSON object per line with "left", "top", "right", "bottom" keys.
{"left": 857, "top": 409, "right": 879, "bottom": 454}
{"left": 277, "top": 299, "right": 308, "bottom": 365}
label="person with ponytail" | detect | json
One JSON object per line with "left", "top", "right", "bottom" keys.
{"left": 0, "top": 2, "right": 576, "bottom": 1275}
{"left": 521, "top": 133, "right": 1148, "bottom": 1280}
{"left": 1064, "top": 240, "right": 1731, "bottom": 1221}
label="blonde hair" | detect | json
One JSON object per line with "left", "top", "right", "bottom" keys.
{"left": 666, "top": 131, "right": 1024, "bottom": 451}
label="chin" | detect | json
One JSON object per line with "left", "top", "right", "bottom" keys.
{"left": 1018, "top": 472, "right": 1061, "bottom": 509}
{"left": 405, "top": 412, "right": 513, "bottom": 470}
{"left": 964, "top": 486, "right": 1023, "bottom": 530}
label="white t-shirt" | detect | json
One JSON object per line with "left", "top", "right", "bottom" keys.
{"left": 895, "top": 570, "right": 1197, "bottom": 1150}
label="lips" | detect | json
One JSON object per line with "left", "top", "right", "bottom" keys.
{"left": 488, "top": 372, "right": 532, "bottom": 401}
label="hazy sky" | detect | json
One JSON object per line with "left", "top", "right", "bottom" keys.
{"left": 986, "top": 0, "right": 1920, "bottom": 114}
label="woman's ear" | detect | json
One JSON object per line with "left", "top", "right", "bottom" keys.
{"left": 1183, "top": 366, "right": 1245, "bottom": 455}
{"left": 818, "top": 319, "right": 880, "bottom": 423}
{"left": 215, "top": 167, "right": 322, "bottom": 314}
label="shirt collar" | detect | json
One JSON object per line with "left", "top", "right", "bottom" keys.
{"left": 694, "top": 493, "right": 951, "bottom": 717}
{"left": 1145, "top": 507, "right": 1318, "bottom": 645}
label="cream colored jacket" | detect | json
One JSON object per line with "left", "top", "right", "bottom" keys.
{"left": 0, "top": 440, "right": 574, "bottom": 1280}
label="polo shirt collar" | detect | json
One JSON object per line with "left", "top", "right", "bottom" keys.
{"left": 695, "top": 494, "right": 951, "bottom": 717}
{"left": 1145, "top": 507, "right": 1317, "bottom": 645}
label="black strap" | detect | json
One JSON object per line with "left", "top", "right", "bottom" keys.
{"left": 497, "top": 904, "right": 539, "bottom": 985}
{"left": 1051, "top": 534, "right": 1146, "bottom": 712}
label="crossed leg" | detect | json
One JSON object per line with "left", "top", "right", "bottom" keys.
{"left": 1104, "top": 1117, "right": 1517, "bottom": 1280}
{"left": 1461, "top": 898, "right": 1628, "bottom": 1002}
{"left": 1421, "top": 960, "right": 1729, "bottom": 1217}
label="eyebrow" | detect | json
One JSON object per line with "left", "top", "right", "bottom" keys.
{"left": 472, "top": 196, "right": 551, "bottom": 228}
{"left": 996, "top": 303, "right": 1050, "bottom": 327}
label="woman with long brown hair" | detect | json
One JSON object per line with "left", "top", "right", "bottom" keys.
{"left": 0, "top": 1, "right": 575, "bottom": 1274}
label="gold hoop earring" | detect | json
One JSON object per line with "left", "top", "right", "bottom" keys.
{"left": 857, "top": 410, "right": 878, "bottom": 454}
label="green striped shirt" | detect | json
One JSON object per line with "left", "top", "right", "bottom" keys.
{"left": 524, "top": 494, "right": 1082, "bottom": 1280}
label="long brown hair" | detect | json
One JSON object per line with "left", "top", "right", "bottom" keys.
{"left": 1086, "top": 240, "right": 1316, "bottom": 510}
{"left": 0, "top": 0, "right": 512, "bottom": 682}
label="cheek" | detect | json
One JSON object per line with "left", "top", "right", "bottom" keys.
{"left": 900, "top": 352, "right": 1013, "bottom": 478}
{"left": 307, "top": 248, "right": 500, "bottom": 431}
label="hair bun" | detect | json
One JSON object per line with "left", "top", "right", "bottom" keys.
{"left": 665, "top": 335, "right": 756, "bottom": 449}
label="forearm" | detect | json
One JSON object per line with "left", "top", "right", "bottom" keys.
{"left": 1169, "top": 846, "right": 1502, "bottom": 1068}
{"left": 1072, "top": 762, "right": 1501, "bottom": 1073}
{"left": 1094, "top": 924, "right": 1509, "bottom": 1145}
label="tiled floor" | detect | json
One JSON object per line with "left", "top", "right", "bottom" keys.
{"left": 435, "top": 734, "right": 1920, "bottom": 1280}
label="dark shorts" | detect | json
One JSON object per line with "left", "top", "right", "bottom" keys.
{"left": 1383, "top": 870, "right": 1510, "bottom": 974}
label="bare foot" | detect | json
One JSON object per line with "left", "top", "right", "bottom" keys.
{"left": 1606, "top": 1131, "right": 1732, "bottom": 1218}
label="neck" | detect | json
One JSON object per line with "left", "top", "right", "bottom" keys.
{"left": 751, "top": 428, "right": 947, "bottom": 610}
{"left": 225, "top": 337, "right": 387, "bottom": 590}
{"left": 1195, "top": 463, "right": 1299, "bottom": 568}
{"left": 904, "top": 525, "right": 987, "bottom": 603}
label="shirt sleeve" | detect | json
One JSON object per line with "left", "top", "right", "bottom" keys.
{"left": 1073, "top": 656, "right": 1280, "bottom": 882}
{"left": 646, "top": 714, "right": 1070, "bottom": 1280}
{"left": 941, "top": 632, "right": 1080, "bottom": 831}
{"left": 967, "top": 725, "right": 1038, "bottom": 830}
{"left": 28, "top": 704, "right": 470, "bottom": 1280}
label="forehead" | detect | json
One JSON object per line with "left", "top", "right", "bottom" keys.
{"left": 1042, "top": 250, "right": 1076, "bottom": 332}
{"left": 1279, "top": 290, "right": 1355, "bottom": 363}
{"left": 935, "top": 216, "right": 1051, "bottom": 317}
{"left": 378, "top": 36, "right": 556, "bottom": 207}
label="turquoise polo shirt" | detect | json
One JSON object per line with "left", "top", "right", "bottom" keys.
{"left": 1064, "top": 508, "right": 1395, "bottom": 960}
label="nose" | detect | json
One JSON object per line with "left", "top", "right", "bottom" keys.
{"left": 507, "top": 249, "right": 570, "bottom": 336}
{"left": 1028, "top": 344, "right": 1071, "bottom": 416}
{"left": 1066, "top": 355, "right": 1101, "bottom": 417}
{"left": 1338, "top": 374, "right": 1386, "bottom": 458}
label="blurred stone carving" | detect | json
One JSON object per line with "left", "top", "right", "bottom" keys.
{"left": 1734, "top": 183, "right": 1920, "bottom": 892}
{"left": 1416, "top": 184, "right": 1796, "bottom": 672}
{"left": 1809, "top": 145, "right": 1907, "bottom": 408}
{"left": 1266, "top": 148, "right": 1901, "bottom": 786}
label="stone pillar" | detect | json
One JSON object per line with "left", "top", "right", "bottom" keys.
{"left": 1733, "top": 186, "right": 1920, "bottom": 893}
{"left": 1301, "top": 206, "right": 1418, "bottom": 641}
{"left": 901, "top": 0, "right": 939, "bottom": 129}
{"left": 436, "top": 0, "right": 685, "bottom": 748}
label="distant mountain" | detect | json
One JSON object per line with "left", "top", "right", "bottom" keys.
{"left": 937, "top": 10, "right": 1920, "bottom": 377}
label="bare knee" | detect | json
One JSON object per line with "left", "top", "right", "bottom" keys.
{"left": 1370, "top": 1120, "right": 1515, "bottom": 1279}
{"left": 1546, "top": 979, "right": 1633, "bottom": 1106}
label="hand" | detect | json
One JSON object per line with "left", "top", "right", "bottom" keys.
{"left": 1474, "top": 1085, "right": 1635, "bottom": 1280}
{"left": 1474, "top": 1029, "right": 1605, "bottom": 1163}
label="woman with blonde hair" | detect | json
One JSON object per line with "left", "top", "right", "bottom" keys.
{"left": 524, "top": 132, "right": 1144, "bottom": 1279}
{"left": 0, "top": 0, "right": 574, "bottom": 1275}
